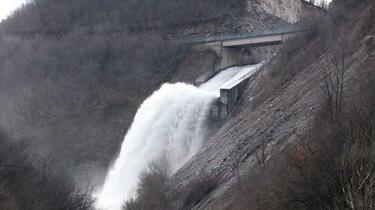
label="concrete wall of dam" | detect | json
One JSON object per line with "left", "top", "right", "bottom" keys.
{"left": 208, "top": 64, "right": 263, "bottom": 120}
{"left": 195, "top": 30, "right": 299, "bottom": 119}
{"left": 211, "top": 78, "right": 250, "bottom": 119}
{"left": 194, "top": 31, "right": 297, "bottom": 85}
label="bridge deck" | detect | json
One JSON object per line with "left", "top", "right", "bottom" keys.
{"left": 187, "top": 25, "right": 301, "bottom": 46}
{"left": 222, "top": 33, "right": 284, "bottom": 48}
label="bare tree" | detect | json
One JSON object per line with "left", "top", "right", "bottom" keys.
{"left": 322, "top": 48, "right": 347, "bottom": 117}
{"left": 340, "top": 112, "right": 375, "bottom": 210}
{"left": 123, "top": 153, "right": 172, "bottom": 210}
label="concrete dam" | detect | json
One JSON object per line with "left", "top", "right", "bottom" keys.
{"left": 98, "top": 26, "right": 302, "bottom": 209}
{"left": 192, "top": 27, "right": 301, "bottom": 119}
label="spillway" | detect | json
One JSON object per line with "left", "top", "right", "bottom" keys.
{"left": 96, "top": 64, "right": 260, "bottom": 210}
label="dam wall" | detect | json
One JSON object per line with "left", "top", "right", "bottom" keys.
{"left": 209, "top": 64, "right": 262, "bottom": 119}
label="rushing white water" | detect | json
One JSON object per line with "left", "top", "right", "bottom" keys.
{"left": 96, "top": 83, "right": 216, "bottom": 210}
{"left": 96, "top": 64, "right": 261, "bottom": 210}
{"left": 199, "top": 63, "right": 263, "bottom": 95}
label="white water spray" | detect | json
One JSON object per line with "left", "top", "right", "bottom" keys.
{"left": 96, "top": 64, "right": 261, "bottom": 210}
{"left": 97, "top": 83, "right": 216, "bottom": 210}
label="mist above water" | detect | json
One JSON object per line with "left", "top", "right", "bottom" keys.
{"left": 96, "top": 83, "right": 216, "bottom": 210}
{"left": 96, "top": 64, "right": 261, "bottom": 210}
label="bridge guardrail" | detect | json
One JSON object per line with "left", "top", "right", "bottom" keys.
{"left": 184, "top": 25, "right": 303, "bottom": 44}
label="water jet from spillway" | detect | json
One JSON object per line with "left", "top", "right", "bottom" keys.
{"left": 96, "top": 83, "right": 217, "bottom": 210}
{"left": 96, "top": 64, "right": 261, "bottom": 210}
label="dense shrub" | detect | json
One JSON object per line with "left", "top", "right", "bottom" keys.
{"left": 0, "top": 132, "right": 95, "bottom": 210}
{"left": 265, "top": 67, "right": 375, "bottom": 210}
{"left": 181, "top": 175, "right": 219, "bottom": 210}
{"left": 123, "top": 154, "right": 172, "bottom": 210}
{"left": 123, "top": 154, "right": 219, "bottom": 210}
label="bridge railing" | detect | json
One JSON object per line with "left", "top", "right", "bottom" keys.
{"left": 184, "top": 25, "right": 302, "bottom": 44}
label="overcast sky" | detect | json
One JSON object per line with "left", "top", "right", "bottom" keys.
{"left": 0, "top": 0, "right": 332, "bottom": 22}
{"left": 0, "top": 0, "right": 28, "bottom": 21}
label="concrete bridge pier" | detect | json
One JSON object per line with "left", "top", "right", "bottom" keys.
{"left": 204, "top": 42, "right": 257, "bottom": 70}
{"left": 220, "top": 47, "right": 242, "bottom": 69}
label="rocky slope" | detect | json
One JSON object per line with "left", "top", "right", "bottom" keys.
{"left": 172, "top": 42, "right": 327, "bottom": 209}
{"left": 196, "top": 41, "right": 374, "bottom": 210}
{"left": 168, "top": 0, "right": 375, "bottom": 208}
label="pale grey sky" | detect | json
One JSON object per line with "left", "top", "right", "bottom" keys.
{"left": 0, "top": 0, "right": 28, "bottom": 21}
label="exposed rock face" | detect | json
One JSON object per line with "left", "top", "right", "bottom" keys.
{"left": 170, "top": 34, "right": 375, "bottom": 208}
{"left": 172, "top": 50, "right": 325, "bottom": 197}
{"left": 247, "top": 0, "right": 303, "bottom": 23}
{"left": 171, "top": 0, "right": 305, "bottom": 39}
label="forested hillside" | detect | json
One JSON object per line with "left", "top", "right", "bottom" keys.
{"left": 0, "top": 132, "right": 95, "bottom": 210}
{"left": 1, "top": 0, "right": 374, "bottom": 210}
{"left": 0, "top": 0, "right": 246, "bottom": 184}
{"left": 1, "top": 0, "right": 244, "bottom": 34}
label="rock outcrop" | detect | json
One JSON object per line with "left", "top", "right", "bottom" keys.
{"left": 247, "top": 0, "right": 304, "bottom": 23}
